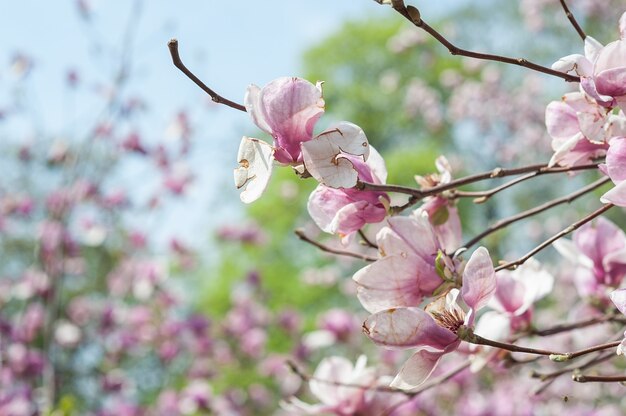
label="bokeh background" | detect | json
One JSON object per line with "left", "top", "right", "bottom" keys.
{"left": 1, "top": 0, "right": 625, "bottom": 414}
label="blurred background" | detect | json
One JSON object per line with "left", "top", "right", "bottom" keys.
{"left": 1, "top": 0, "right": 624, "bottom": 414}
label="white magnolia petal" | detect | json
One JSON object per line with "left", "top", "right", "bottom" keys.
{"left": 584, "top": 36, "right": 604, "bottom": 63}
{"left": 367, "top": 145, "right": 388, "bottom": 184}
{"left": 234, "top": 137, "right": 274, "bottom": 203}
{"left": 390, "top": 350, "right": 444, "bottom": 390}
{"left": 302, "top": 138, "right": 359, "bottom": 188}
{"left": 551, "top": 54, "right": 591, "bottom": 77}
{"left": 244, "top": 84, "right": 273, "bottom": 135}
{"left": 553, "top": 238, "right": 594, "bottom": 268}
{"left": 601, "top": 180, "right": 626, "bottom": 207}
{"left": 318, "top": 122, "right": 370, "bottom": 158}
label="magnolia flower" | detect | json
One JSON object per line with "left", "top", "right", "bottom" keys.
{"left": 281, "top": 356, "right": 376, "bottom": 415}
{"left": 234, "top": 77, "right": 371, "bottom": 203}
{"left": 362, "top": 247, "right": 495, "bottom": 389}
{"left": 415, "top": 156, "right": 462, "bottom": 251}
{"left": 610, "top": 288, "right": 626, "bottom": 354}
{"left": 554, "top": 217, "right": 626, "bottom": 298}
{"left": 601, "top": 137, "right": 626, "bottom": 206}
{"left": 544, "top": 92, "right": 626, "bottom": 167}
{"left": 552, "top": 12, "right": 626, "bottom": 108}
{"left": 308, "top": 146, "right": 389, "bottom": 243}
{"left": 353, "top": 211, "right": 454, "bottom": 314}
{"left": 470, "top": 259, "right": 553, "bottom": 371}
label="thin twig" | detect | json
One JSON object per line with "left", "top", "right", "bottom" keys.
{"left": 527, "top": 312, "right": 622, "bottom": 337}
{"left": 294, "top": 229, "right": 377, "bottom": 262}
{"left": 461, "top": 177, "right": 610, "bottom": 250}
{"left": 382, "top": 2, "right": 580, "bottom": 83}
{"left": 494, "top": 203, "right": 614, "bottom": 272}
{"left": 371, "top": 162, "right": 600, "bottom": 211}
{"left": 573, "top": 374, "right": 626, "bottom": 383}
{"left": 452, "top": 172, "right": 541, "bottom": 203}
{"left": 550, "top": 340, "right": 622, "bottom": 362}
{"left": 559, "top": 0, "right": 586, "bottom": 40}
{"left": 167, "top": 39, "right": 246, "bottom": 112}
{"left": 358, "top": 229, "right": 378, "bottom": 249}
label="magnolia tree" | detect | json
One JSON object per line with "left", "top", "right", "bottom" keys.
{"left": 168, "top": 0, "right": 626, "bottom": 414}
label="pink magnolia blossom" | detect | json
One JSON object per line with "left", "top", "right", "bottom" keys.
{"left": 282, "top": 356, "right": 406, "bottom": 415}
{"left": 353, "top": 211, "right": 459, "bottom": 314}
{"left": 234, "top": 77, "right": 372, "bottom": 203}
{"left": 307, "top": 146, "right": 389, "bottom": 243}
{"left": 554, "top": 216, "right": 626, "bottom": 298}
{"left": 552, "top": 12, "right": 626, "bottom": 108}
{"left": 544, "top": 92, "right": 626, "bottom": 167}
{"left": 362, "top": 247, "right": 495, "bottom": 389}
{"left": 600, "top": 137, "right": 626, "bottom": 206}
{"left": 470, "top": 259, "right": 553, "bottom": 371}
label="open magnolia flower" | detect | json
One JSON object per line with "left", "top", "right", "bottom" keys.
{"left": 554, "top": 216, "right": 626, "bottom": 298}
{"left": 307, "top": 145, "right": 389, "bottom": 244}
{"left": 281, "top": 355, "right": 376, "bottom": 415}
{"left": 552, "top": 12, "right": 626, "bottom": 109}
{"left": 353, "top": 211, "right": 457, "bottom": 314}
{"left": 234, "top": 77, "right": 372, "bottom": 203}
{"left": 362, "top": 247, "right": 495, "bottom": 390}
{"left": 544, "top": 92, "right": 626, "bottom": 167}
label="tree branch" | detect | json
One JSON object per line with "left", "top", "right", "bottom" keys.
{"left": 294, "top": 229, "right": 377, "bottom": 262}
{"left": 167, "top": 38, "right": 246, "bottom": 112}
{"left": 559, "top": 0, "right": 586, "bottom": 40}
{"left": 494, "top": 203, "right": 614, "bottom": 272}
{"left": 461, "top": 177, "right": 610, "bottom": 251}
{"left": 380, "top": 3, "right": 580, "bottom": 82}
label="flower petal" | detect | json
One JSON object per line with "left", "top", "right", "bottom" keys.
{"left": 363, "top": 307, "right": 457, "bottom": 350}
{"left": 354, "top": 254, "right": 441, "bottom": 314}
{"left": 301, "top": 122, "right": 370, "bottom": 188}
{"left": 461, "top": 247, "right": 496, "bottom": 314}
{"left": 610, "top": 288, "right": 626, "bottom": 316}
{"left": 389, "top": 350, "right": 445, "bottom": 390}
{"left": 601, "top": 180, "right": 626, "bottom": 206}
{"left": 233, "top": 137, "right": 274, "bottom": 203}
{"left": 244, "top": 84, "right": 273, "bottom": 136}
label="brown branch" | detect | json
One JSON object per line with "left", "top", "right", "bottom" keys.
{"left": 452, "top": 172, "right": 542, "bottom": 203}
{"left": 382, "top": 2, "right": 580, "bottom": 83}
{"left": 167, "top": 38, "right": 246, "bottom": 112}
{"left": 368, "top": 162, "right": 600, "bottom": 212}
{"left": 294, "top": 229, "right": 377, "bottom": 262}
{"left": 461, "top": 177, "right": 610, "bottom": 251}
{"left": 550, "top": 340, "right": 622, "bottom": 362}
{"left": 530, "top": 351, "right": 614, "bottom": 393}
{"left": 358, "top": 229, "right": 378, "bottom": 249}
{"left": 527, "top": 313, "right": 623, "bottom": 337}
{"left": 494, "top": 203, "right": 614, "bottom": 272}
{"left": 559, "top": 0, "right": 586, "bottom": 40}
{"left": 573, "top": 374, "right": 626, "bottom": 383}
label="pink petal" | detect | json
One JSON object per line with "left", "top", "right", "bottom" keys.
{"left": 596, "top": 67, "right": 626, "bottom": 98}
{"left": 601, "top": 179, "right": 626, "bottom": 206}
{"left": 330, "top": 200, "right": 386, "bottom": 237}
{"left": 461, "top": 247, "right": 496, "bottom": 314}
{"left": 354, "top": 254, "right": 441, "bottom": 314}
{"left": 363, "top": 307, "right": 457, "bottom": 350}
{"left": 257, "top": 77, "right": 325, "bottom": 163}
{"left": 307, "top": 185, "right": 354, "bottom": 233}
{"left": 390, "top": 350, "right": 446, "bottom": 390}
{"left": 382, "top": 215, "right": 440, "bottom": 261}
{"left": 606, "top": 138, "right": 626, "bottom": 182}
